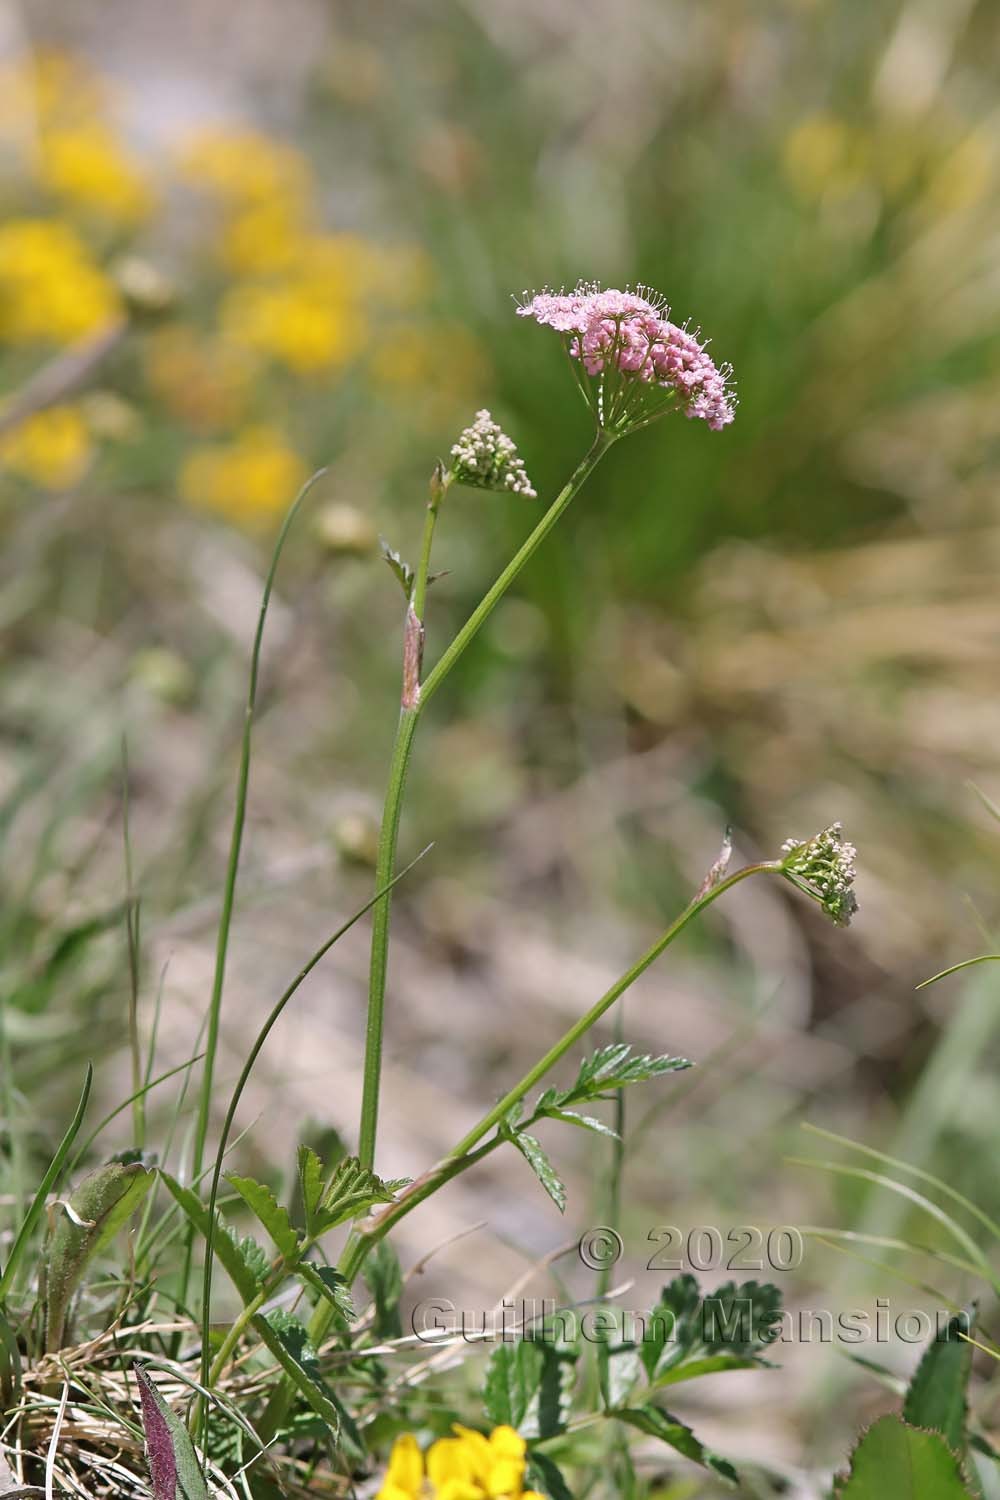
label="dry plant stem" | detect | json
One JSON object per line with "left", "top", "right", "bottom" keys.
{"left": 338, "top": 862, "right": 782, "bottom": 1289}
{"left": 356, "top": 429, "right": 615, "bottom": 1172}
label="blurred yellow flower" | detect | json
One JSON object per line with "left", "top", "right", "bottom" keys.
{"left": 219, "top": 202, "right": 311, "bottom": 276}
{"left": 1, "top": 405, "right": 92, "bottom": 490}
{"left": 378, "top": 1426, "right": 544, "bottom": 1500}
{"left": 145, "top": 326, "right": 254, "bottom": 432}
{"left": 221, "top": 277, "right": 365, "bottom": 376}
{"left": 37, "top": 122, "right": 154, "bottom": 226}
{"left": 0, "top": 50, "right": 108, "bottom": 139}
{"left": 177, "top": 127, "right": 313, "bottom": 212}
{"left": 178, "top": 425, "right": 307, "bottom": 525}
{"left": 0, "top": 218, "right": 121, "bottom": 344}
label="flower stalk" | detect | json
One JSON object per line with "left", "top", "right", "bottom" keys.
{"left": 356, "top": 428, "right": 615, "bottom": 1171}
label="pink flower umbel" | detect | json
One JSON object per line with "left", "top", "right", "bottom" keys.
{"left": 517, "top": 282, "right": 735, "bottom": 437}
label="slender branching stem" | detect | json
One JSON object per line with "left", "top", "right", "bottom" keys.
{"left": 357, "top": 430, "right": 614, "bottom": 1172}
{"left": 338, "top": 861, "right": 783, "bottom": 1286}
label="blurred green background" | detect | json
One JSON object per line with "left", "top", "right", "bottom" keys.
{"left": 3, "top": 0, "right": 1000, "bottom": 1484}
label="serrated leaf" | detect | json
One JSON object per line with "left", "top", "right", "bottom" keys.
{"left": 315, "top": 1156, "right": 407, "bottom": 1232}
{"left": 617, "top": 1405, "right": 739, "bottom": 1486}
{"left": 507, "top": 1131, "right": 566, "bottom": 1213}
{"left": 380, "top": 539, "right": 414, "bottom": 599}
{"left": 834, "top": 1415, "right": 974, "bottom": 1498}
{"left": 526, "top": 1452, "right": 575, "bottom": 1500}
{"left": 607, "top": 1349, "right": 644, "bottom": 1408}
{"left": 642, "top": 1275, "right": 782, "bottom": 1382}
{"left": 158, "top": 1173, "right": 261, "bottom": 1305}
{"left": 42, "top": 1159, "right": 155, "bottom": 1351}
{"left": 553, "top": 1045, "right": 691, "bottom": 1111}
{"left": 226, "top": 1175, "right": 301, "bottom": 1263}
{"left": 903, "top": 1307, "right": 976, "bottom": 1455}
{"left": 484, "top": 1340, "right": 545, "bottom": 1429}
{"left": 298, "top": 1262, "right": 355, "bottom": 1325}
{"left": 135, "top": 1363, "right": 209, "bottom": 1500}
{"left": 364, "top": 1237, "right": 403, "bottom": 1340}
{"left": 254, "top": 1309, "right": 364, "bottom": 1461}
{"left": 297, "top": 1146, "right": 326, "bottom": 1228}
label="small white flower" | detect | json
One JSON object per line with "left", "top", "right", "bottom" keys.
{"left": 449, "top": 409, "right": 537, "bottom": 498}
{"left": 780, "top": 821, "right": 858, "bottom": 927}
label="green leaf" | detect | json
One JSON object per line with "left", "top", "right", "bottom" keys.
{"left": 42, "top": 1158, "right": 155, "bottom": 1351}
{"left": 542, "top": 1108, "right": 620, "bottom": 1140}
{"left": 507, "top": 1131, "right": 566, "bottom": 1213}
{"left": 484, "top": 1340, "right": 545, "bottom": 1429}
{"left": 0, "top": 1063, "right": 92, "bottom": 1304}
{"left": 314, "top": 1156, "right": 407, "bottom": 1232}
{"left": 652, "top": 1353, "right": 758, "bottom": 1389}
{"left": 640, "top": 1275, "right": 782, "bottom": 1382}
{"left": 834, "top": 1416, "right": 975, "bottom": 1498}
{"left": 134, "top": 1362, "right": 209, "bottom": 1500}
{"left": 364, "top": 1237, "right": 403, "bottom": 1340}
{"left": 254, "top": 1309, "right": 363, "bottom": 1461}
{"left": 297, "top": 1146, "right": 326, "bottom": 1228}
{"left": 380, "top": 539, "right": 415, "bottom": 599}
{"left": 226, "top": 1175, "right": 301, "bottom": 1263}
{"left": 297, "top": 1263, "right": 355, "bottom": 1325}
{"left": 159, "top": 1172, "right": 263, "bottom": 1305}
{"left": 902, "top": 1307, "right": 976, "bottom": 1454}
{"left": 617, "top": 1405, "right": 739, "bottom": 1486}
{"left": 526, "top": 1452, "right": 575, "bottom": 1500}
{"left": 551, "top": 1045, "right": 691, "bottom": 1112}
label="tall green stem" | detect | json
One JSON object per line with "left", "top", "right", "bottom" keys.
{"left": 177, "top": 469, "right": 327, "bottom": 1320}
{"left": 338, "top": 861, "right": 782, "bottom": 1287}
{"left": 356, "top": 430, "right": 614, "bottom": 1171}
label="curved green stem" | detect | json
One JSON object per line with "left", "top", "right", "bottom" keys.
{"left": 357, "top": 430, "right": 614, "bottom": 1172}
{"left": 177, "top": 469, "right": 327, "bottom": 1323}
{"left": 339, "top": 861, "right": 782, "bottom": 1287}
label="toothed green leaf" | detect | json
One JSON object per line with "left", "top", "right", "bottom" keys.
{"left": 506, "top": 1129, "right": 566, "bottom": 1213}
{"left": 226, "top": 1175, "right": 301, "bottom": 1263}
{"left": 834, "top": 1416, "right": 974, "bottom": 1498}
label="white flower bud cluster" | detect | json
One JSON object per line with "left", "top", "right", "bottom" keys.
{"left": 781, "top": 821, "right": 858, "bottom": 927}
{"left": 449, "top": 409, "right": 537, "bottom": 498}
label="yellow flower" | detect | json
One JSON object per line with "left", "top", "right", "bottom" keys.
{"left": 377, "top": 1426, "right": 545, "bottom": 1500}
{"left": 178, "top": 425, "right": 307, "bottom": 527}
{"left": 1, "top": 405, "right": 92, "bottom": 490}
{"left": 220, "top": 278, "right": 365, "bottom": 377}
{"left": 177, "top": 127, "right": 313, "bottom": 212}
{"left": 37, "top": 122, "right": 154, "bottom": 226}
{"left": 0, "top": 219, "right": 121, "bottom": 344}
{"left": 0, "top": 50, "right": 108, "bottom": 140}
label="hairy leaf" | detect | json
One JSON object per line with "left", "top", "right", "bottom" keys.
{"left": 315, "top": 1156, "right": 407, "bottom": 1232}
{"left": 135, "top": 1363, "right": 208, "bottom": 1500}
{"left": 834, "top": 1416, "right": 974, "bottom": 1498}
{"left": 43, "top": 1159, "right": 154, "bottom": 1351}
{"left": 544, "top": 1045, "right": 691, "bottom": 1115}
